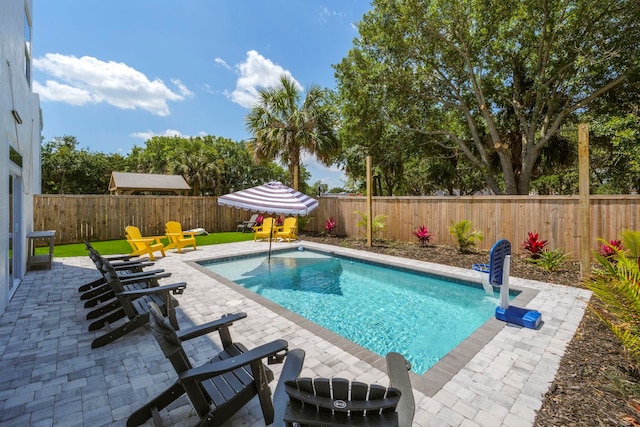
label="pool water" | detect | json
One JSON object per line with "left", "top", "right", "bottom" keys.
{"left": 202, "top": 249, "right": 503, "bottom": 374}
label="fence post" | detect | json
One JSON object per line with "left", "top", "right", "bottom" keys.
{"left": 366, "top": 156, "right": 373, "bottom": 247}
{"left": 579, "top": 123, "right": 590, "bottom": 281}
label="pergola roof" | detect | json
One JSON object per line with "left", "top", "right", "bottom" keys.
{"left": 109, "top": 172, "right": 191, "bottom": 195}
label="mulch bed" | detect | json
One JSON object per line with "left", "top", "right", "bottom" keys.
{"left": 301, "top": 235, "right": 640, "bottom": 426}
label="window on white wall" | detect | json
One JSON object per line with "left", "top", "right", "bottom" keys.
{"left": 24, "top": 7, "right": 32, "bottom": 84}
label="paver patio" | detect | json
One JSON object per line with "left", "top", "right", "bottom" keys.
{"left": 0, "top": 241, "right": 591, "bottom": 426}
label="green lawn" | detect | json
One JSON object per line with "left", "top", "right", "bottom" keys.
{"left": 36, "top": 232, "right": 255, "bottom": 258}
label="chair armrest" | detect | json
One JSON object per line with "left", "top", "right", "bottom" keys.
{"left": 104, "top": 254, "right": 142, "bottom": 262}
{"left": 119, "top": 282, "right": 186, "bottom": 297}
{"left": 119, "top": 271, "right": 172, "bottom": 284}
{"left": 176, "top": 312, "right": 248, "bottom": 341}
{"left": 178, "top": 339, "right": 288, "bottom": 382}
{"left": 386, "top": 352, "right": 415, "bottom": 427}
{"left": 111, "top": 260, "right": 155, "bottom": 270}
{"left": 272, "top": 349, "right": 306, "bottom": 427}
{"left": 128, "top": 237, "right": 157, "bottom": 244}
{"left": 117, "top": 269, "right": 165, "bottom": 279}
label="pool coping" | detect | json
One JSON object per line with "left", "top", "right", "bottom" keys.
{"left": 186, "top": 242, "right": 540, "bottom": 398}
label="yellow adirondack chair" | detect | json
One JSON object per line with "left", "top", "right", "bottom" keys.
{"left": 165, "top": 221, "right": 197, "bottom": 253}
{"left": 125, "top": 226, "right": 166, "bottom": 261}
{"left": 275, "top": 217, "right": 298, "bottom": 242}
{"left": 253, "top": 217, "right": 274, "bottom": 241}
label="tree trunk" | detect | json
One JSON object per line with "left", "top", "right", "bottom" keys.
{"left": 292, "top": 163, "right": 299, "bottom": 190}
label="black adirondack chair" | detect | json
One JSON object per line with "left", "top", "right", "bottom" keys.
{"left": 82, "top": 248, "right": 170, "bottom": 316}
{"left": 127, "top": 302, "right": 289, "bottom": 427}
{"left": 88, "top": 261, "right": 186, "bottom": 348}
{"left": 79, "top": 241, "right": 153, "bottom": 298}
{"left": 276, "top": 351, "right": 415, "bottom": 427}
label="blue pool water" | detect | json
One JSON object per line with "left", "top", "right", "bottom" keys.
{"left": 201, "top": 249, "right": 503, "bottom": 374}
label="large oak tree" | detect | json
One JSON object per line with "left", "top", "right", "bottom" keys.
{"left": 335, "top": 0, "right": 639, "bottom": 194}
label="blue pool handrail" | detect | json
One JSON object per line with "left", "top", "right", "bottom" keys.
{"left": 472, "top": 239, "right": 512, "bottom": 287}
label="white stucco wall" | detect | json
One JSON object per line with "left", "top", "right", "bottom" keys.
{"left": 0, "top": 0, "right": 42, "bottom": 315}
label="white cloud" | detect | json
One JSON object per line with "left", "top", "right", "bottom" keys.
{"left": 33, "top": 53, "right": 190, "bottom": 116}
{"left": 171, "top": 79, "right": 193, "bottom": 97}
{"left": 214, "top": 57, "right": 231, "bottom": 69}
{"left": 33, "top": 80, "right": 93, "bottom": 105}
{"left": 130, "top": 129, "right": 183, "bottom": 140}
{"left": 229, "top": 50, "right": 301, "bottom": 109}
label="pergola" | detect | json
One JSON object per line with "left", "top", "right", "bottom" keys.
{"left": 108, "top": 172, "right": 191, "bottom": 195}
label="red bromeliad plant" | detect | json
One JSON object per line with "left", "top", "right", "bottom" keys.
{"left": 324, "top": 216, "right": 336, "bottom": 236}
{"left": 521, "top": 231, "right": 548, "bottom": 259}
{"left": 599, "top": 239, "right": 624, "bottom": 260}
{"left": 412, "top": 225, "right": 432, "bottom": 247}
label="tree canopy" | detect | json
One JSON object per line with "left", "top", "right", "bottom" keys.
{"left": 41, "top": 135, "right": 291, "bottom": 195}
{"left": 41, "top": 136, "right": 126, "bottom": 194}
{"left": 335, "top": 0, "right": 639, "bottom": 194}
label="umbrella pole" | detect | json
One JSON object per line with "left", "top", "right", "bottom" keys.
{"left": 268, "top": 217, "right": 273, "bottom": 262}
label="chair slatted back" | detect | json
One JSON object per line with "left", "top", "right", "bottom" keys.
{"left": 247, "top": 214, "right": 259, "bottom": 226}
{"left": 125, "top": 226, "right": 146, "bottom": 251}
{"left": 282, "top": 217, "right": 297, "bottom": 232}
{"left": 102, "top": 261, "right": 140, "bottom": 319}
{"left": 284, "top": 377, "right": 401, "bottom": 425}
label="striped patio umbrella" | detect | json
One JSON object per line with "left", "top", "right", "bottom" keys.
{"left": 217, "top": 181, "right": 318, "bottom": 216}
{"left": 218, "top": 181, "right": 318, "bottom": 261}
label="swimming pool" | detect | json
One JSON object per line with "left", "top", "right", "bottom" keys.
{"left": 199, "top": 248, "right": 512, "bottom": 374}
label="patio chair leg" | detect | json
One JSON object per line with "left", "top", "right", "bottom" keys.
{"left": 91, "top": 315, "right": 149, "bottom": 348}
{"left": 126, "top": 381, "right": 184, "bottom": 427}
{"left": 88, "top": 309, "right": 126, "bottom": 331}
{"left": 78, "top": 277, "right": 106, "bottom": 293}
{"left": 79, "top": 280, "right": 108, "bottom": 298}
{"left": 86, "top": 300, "right": 121, "bottom": 320}
{"left": 252, "top": 360, "right": 275, "bottom": 424}
{"left": 83, "top": 290, "right": 115, "bottom": 307}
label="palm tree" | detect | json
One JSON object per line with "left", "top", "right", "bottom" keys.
{"left": 245, "top": 74, "right": 339, "bottom": 190}
{"left": 169, "top": 137, "right": 221, "bottom": 195}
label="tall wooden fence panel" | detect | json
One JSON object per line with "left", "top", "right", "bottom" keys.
{"left": 34, "top": 194, "right": 640, "bottom": 259}
{"left": 312, "top": 195, "right": 640, "bottom": 257}
{"left": 33, "top": 195, "right": 255, "bottom": 244}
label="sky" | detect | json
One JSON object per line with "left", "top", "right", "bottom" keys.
{"left": 32, "top": 1, "right": 374, "bottom": 189}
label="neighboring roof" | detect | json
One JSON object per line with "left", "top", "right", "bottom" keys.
{"left": 109, "top": 172, "right": 191, "bottom": 195}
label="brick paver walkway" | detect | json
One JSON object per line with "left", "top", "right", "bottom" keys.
{"left": 0, "top": 241, "right": 591, "bottom": 426}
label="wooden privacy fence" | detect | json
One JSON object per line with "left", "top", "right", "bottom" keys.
{"left": 34, "top": 194, "right": 640, "bottom": 259}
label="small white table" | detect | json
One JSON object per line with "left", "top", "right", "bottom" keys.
{"left": 27, "top": 230, "right": 56, "bottom": 271}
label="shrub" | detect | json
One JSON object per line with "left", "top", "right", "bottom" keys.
{"left": 296, "top": 215, "right": 313, "bottom": 232}
{"left": 412, "top": 225, "right": 432, "bottom": 247}
{"left": 599, "top": 239, "right": 624, "bottom": 261}
{"left": 448, "top": 220, "right": 483, "bottom": 253}
{"left": 355, "top": 211, "right": 388, "bottom": 239}
{"left": 521, "top": 231, "right": 548, "bottom": 259}
{"left": 324, "top": 216, "right": 336, "bottom": 236}
{"left": 588, "top": 230, "right": 640, "bottom": 368}
{"left": 527, "top": 248, "right": 570, "bottom": 272}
